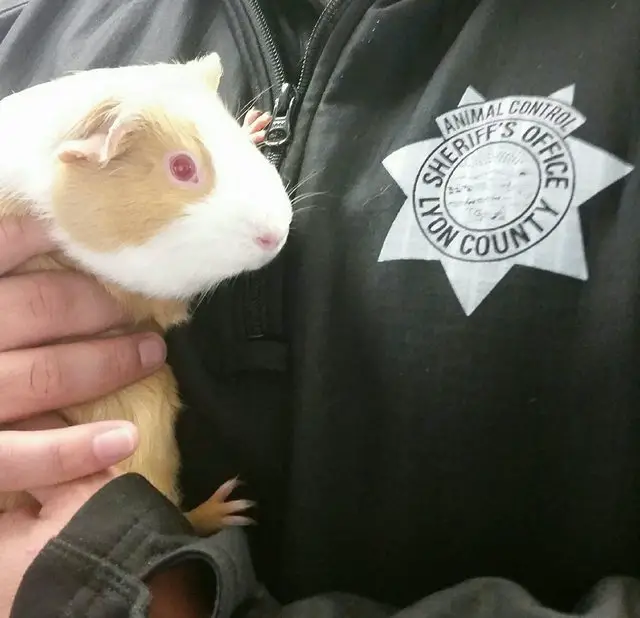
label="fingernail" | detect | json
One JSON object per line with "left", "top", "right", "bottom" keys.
{"left": 137, "top": 335, "right": 166, "bottom": 368}
{"left": 93, "top": 427, "right": 137, "bottom": 464}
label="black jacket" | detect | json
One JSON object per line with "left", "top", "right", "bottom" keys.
{"left": 5, "top": 0, "right": 640, "bottom": 616}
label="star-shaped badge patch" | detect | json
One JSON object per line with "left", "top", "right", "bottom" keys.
{"left": 378, "top": 85, "right": 634, "bottom": 315}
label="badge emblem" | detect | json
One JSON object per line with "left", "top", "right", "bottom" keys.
{"left": 379, "top": 86, "right": 634, "bottom": 315}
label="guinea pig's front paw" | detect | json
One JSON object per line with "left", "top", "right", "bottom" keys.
{"left": 184, "top": 477, "right": 255, "bottom": 535}
{"left": 243, "top": 108, "right": 272, "bottom": 145}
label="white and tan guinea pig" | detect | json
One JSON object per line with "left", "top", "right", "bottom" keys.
{"left": 0, "top": 52, "right": 292, "bottom": 534}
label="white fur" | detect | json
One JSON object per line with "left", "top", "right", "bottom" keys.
{"left": 0, "top": 60, "right": 292, "bottom": 299}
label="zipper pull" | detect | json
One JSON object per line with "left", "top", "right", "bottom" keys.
{"left": 264, "top": 82, "right": 298, "bottom": 148}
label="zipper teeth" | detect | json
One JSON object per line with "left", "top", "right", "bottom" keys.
{"left": 296, "top": 0, "right": 344, "bottom": 95}
{"left": 245, "top": 0, "right": 288, "bottom": 166}
{"left": 267, "top": 0, "right": 345, "bottom": 167}
{"left": 246, "top": 0, "right": 346, "bottom": 166}
{"left": 267, "top": 149, "right": 281, "bottom": 165}
{"left": 246, "top": 0, "right": 286, "bottom": 87}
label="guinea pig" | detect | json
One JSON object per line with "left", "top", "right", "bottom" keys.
{"left": 0, "top": 52, "right": 292, "bottom": 534}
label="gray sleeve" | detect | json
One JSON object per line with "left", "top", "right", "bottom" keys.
{"left": 13, "top": 473, "right": 640, "bottom": 618}
{"left": 11, "top": 474, "right": 258, "bottom": 618}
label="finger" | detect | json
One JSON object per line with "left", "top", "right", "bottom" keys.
{"left": 4, "top": 410, "right": 69, "bottom": 431}
{"left": 0, "top": 216, "right": 54, "bottom": 275}
{"left": 0, "top": 421, "right": 137, "bottom": 492}
{"left": 249, "top": 112, "right": 272, "bottom": 133}
{"left": 243, "top": 108, "right": 262, "bottom": 128}
{"left": 0, "top": 332, "right": 166, "bottom": 423}
{"left": 250, "top": 130, "right": 267, "bottom": 146}
{"left": 0, "top": 271, "right": 128, "bottom": 352}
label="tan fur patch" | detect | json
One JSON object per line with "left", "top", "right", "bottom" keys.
{"left": 0, "top": 199, "right": 188, "bottom": 513}
{"left": 51, "top": 101, "right": 216, "bottom": 252}
{"left": 0, "top": 187, "right": 190, "bottom": 329}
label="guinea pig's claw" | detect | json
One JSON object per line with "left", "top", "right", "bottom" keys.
{"left": 244, "top": 108, "right": 263, "bottom": 127}
{"left": 184, "top": 477, "right": 256, "bottom": 535}
{"left": 243, "top": 108, "right": 272, "bottom": 145}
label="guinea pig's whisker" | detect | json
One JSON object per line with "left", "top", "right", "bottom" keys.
{"left": 192, "top": 280, "right": 225, "bottom": 312}
{"left": 235, "top": 84, "right": 278, "bottom": 122}
{"left": 361, "top": 184, "right": 393, "bottom": 208}
{"left": 192, "top": 290, "right": 212, "bottom": 313}
{"left": 106, "top": 166, "right": 125, "bottom": 177}
{"left": 291, "top": 191, "right": 326, "bottom": 207}
{"left": 286, "top": 170, "right": 320, "bottom": 197}
{"left": 291, "top": 206, "right": 325, "bottom": 226}
{"left": 292, "top": 203, "right": 323, "bottom": 215}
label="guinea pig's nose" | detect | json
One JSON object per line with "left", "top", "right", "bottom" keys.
{"left": 254, "top": 231, "right": 283, "bottom": 250}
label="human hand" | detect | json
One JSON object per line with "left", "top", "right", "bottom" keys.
{"left": 0, "top": 413, "right": 123, "bottom": 615}
{"left": 0, "top": 215, "right": 167, "bottom": 430}
{"left": 2, "top": 416, "right": 206, "bottom": 618}
{"left": 0, "top": 214, "right": 166, "bottom": 488}
{"left": 0, "top": 214, "right": 167, "bottom": 612}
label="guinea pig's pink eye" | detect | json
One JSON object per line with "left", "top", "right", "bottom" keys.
{"left": 169, "top": 153, "right": 198, "bottom": 183}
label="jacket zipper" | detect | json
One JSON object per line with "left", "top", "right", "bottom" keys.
{"left": 244, "top": 0, "right": 288, "bottom": 168}
{"left": 247, "top": 0, "right": 345, "bottom": 168}
{"left": 241, "top": 0, "right": 346, "bottom": 341}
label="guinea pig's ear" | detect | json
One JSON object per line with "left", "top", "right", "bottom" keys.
{"left": 56, "top": 100, "right": 143, "bottom": 166}
{"left": 187, "top": 52, "right": 223, "bottom": 91}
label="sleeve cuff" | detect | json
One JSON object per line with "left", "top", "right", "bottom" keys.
{"left": 10, "top": 473, "right": 258, "bottom": 618}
